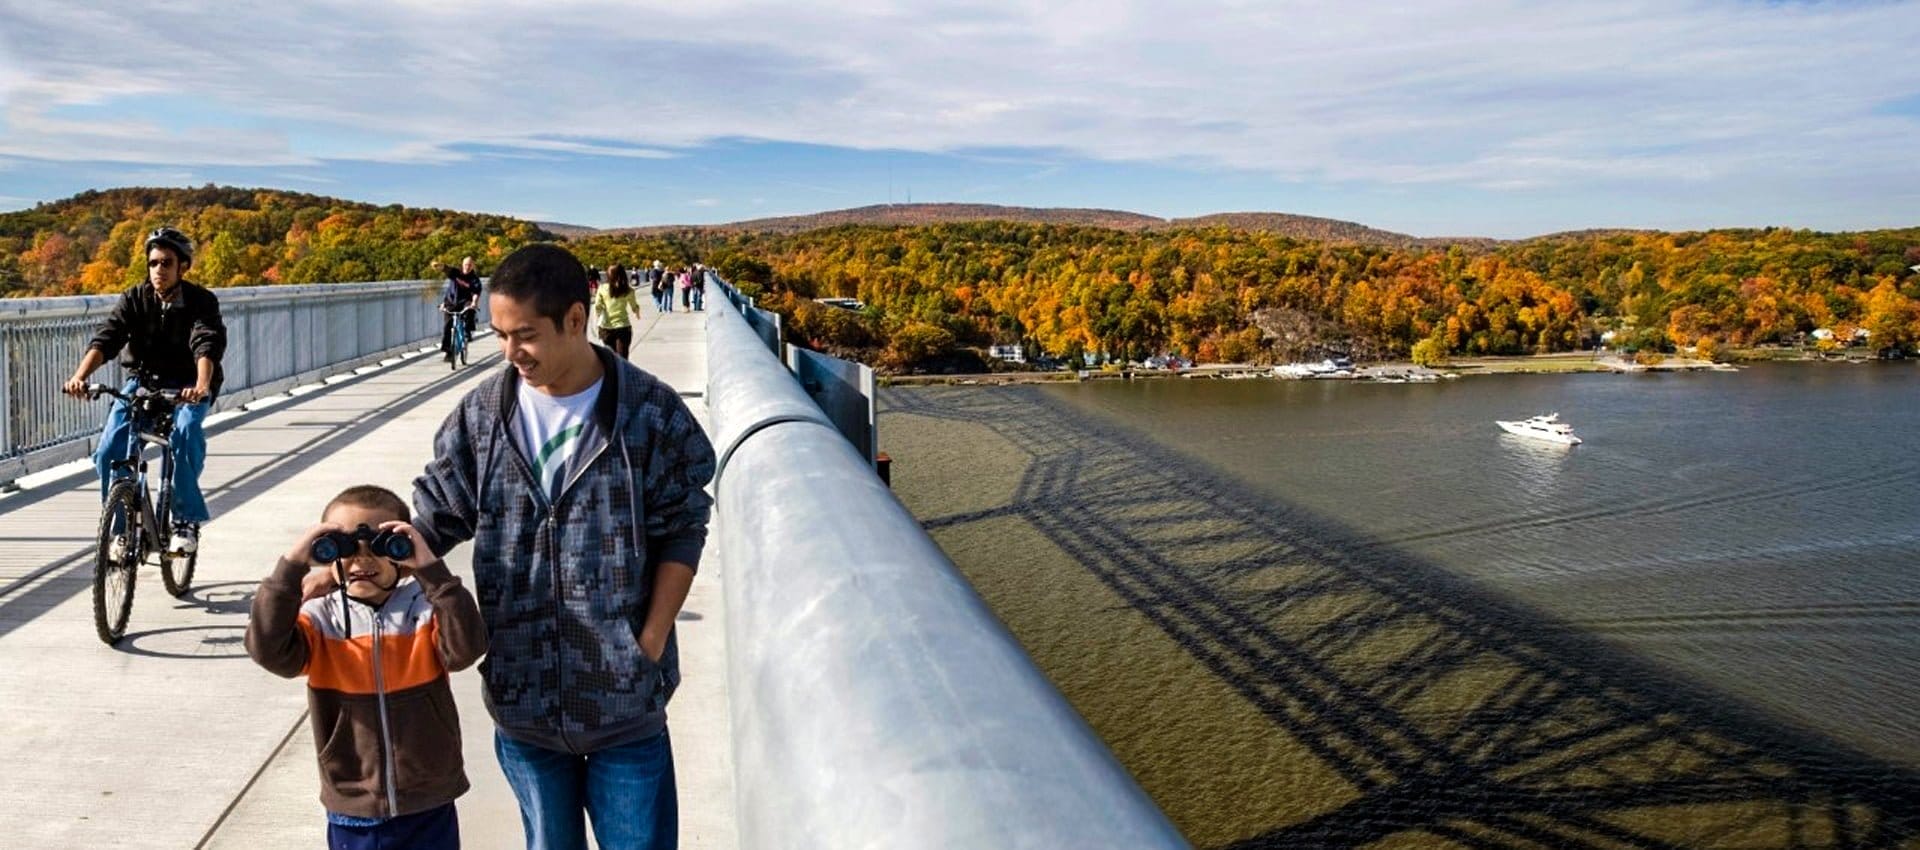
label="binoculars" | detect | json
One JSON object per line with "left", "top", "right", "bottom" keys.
{"left": 310, "top": 524, "right": 415, "bottom": 563}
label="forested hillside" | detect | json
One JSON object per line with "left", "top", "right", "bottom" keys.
{"left": 577, "top": 222, "right": 1920, "bottom": 369}
{"left": 1164, "top": 212, "right": 1482, "bottom": 248}
{"left": 0, "top": 186, "right": 550, "bottom": 296}
{"left": 9, "top": 187, "right": 1918, "bottom": 373}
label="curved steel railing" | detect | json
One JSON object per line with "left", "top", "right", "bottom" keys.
{"left": 704, "top": 276, "right": 1188, "bottom": 849}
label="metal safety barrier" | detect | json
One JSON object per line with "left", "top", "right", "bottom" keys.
{"left": 708, "top": 272, "right": 875, "bottom": 465}
{"left": 0, "top": 279, "right": 485, "bottom": 484}
{"left": 704, "top": 277, "right": 1188, "bottom": 849}
{"left": 713, "top": 274, "right": 783, "bottom": 357}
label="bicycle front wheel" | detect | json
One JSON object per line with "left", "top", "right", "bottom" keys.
{"left": 161, "top": 537, "right": 194, "bottom": 598}
{"left": 93, "top": 481, "right": 140, "bottom": 645}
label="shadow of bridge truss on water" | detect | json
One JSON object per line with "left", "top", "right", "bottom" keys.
{"left": 885, "top": 386, "right": 1918, "bottom": 850}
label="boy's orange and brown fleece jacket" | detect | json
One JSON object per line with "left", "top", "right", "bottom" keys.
{"left": 245, "top": 557, "right": 487, "bottom": 820}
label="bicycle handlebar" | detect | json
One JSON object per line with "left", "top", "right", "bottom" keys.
{"left": 85, "top": 383, "right": 183, "bottom": 404}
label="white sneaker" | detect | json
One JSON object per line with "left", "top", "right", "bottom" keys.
{"left": 169, "top": 525, "right": 198, "bottom": 556}
{"left": 106, "top": 535, "right": 129, "bottom": 563}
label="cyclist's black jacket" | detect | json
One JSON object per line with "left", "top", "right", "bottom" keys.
{"left": 439, "top": 267, "right": 481, "bottom": 310}
{"left": 440, "top": 279, "right": 479, "bottom": 311}
{"left": 88, "top": 280, "right": 227, "bottom": 397}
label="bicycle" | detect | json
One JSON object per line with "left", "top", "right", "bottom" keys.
{"left": 443, "top": 303, "right": 476, "bottom": 370}
{"left": 85, "top": 376, "right": 197, "bottom": 644}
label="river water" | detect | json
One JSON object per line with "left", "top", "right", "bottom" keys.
{"left": 880, "top": 363, "right": 1919, "bottom": 849}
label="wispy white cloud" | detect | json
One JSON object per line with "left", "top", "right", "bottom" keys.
{"left": 689, "top": 198, "right": 722, "bottom": 207}
{"left": 102, "top": 167, "right": 201, "bottom": 186}
{"left": 479, "top": 138, "right": 680, "bottom": 160}
{"left": 1, "top": 0, "right": 1918, "bottom": 215}
{"left": 272, "top": 172, "right": 339, "bottom": 185}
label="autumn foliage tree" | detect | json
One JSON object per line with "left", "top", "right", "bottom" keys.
{"left": 9, "top": 187, "right": 1920, "bottom": 373}
{"left": 563, "top": 219, "right": 1920, "bottom": 371}
{"left": 0, "top": 186, "right": 549, "bottom": 297}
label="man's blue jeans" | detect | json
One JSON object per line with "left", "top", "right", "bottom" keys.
{"left": 92, "top": 379, "right": 209, "bottom": 523}
{"left": 495, "top": 729, "right": 678, "bottom": 850}
{"left": 689, "top": 287, "right": 703, "bottom": 311}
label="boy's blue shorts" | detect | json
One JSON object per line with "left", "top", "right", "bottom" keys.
{"left": 328, "top": 801, "right": 458, "bottom": 850}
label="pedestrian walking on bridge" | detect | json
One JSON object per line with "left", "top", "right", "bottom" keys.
{"left": 408, "top": 243, "right": 714, "bottom": 850}
{"left": 596, "top": 265, "right": 639, "bottom": 358}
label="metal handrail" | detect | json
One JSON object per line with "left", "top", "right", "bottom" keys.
{"left": 0, "top": 279, "right": 486, "bottom": 484}
{"left": 704, "top": 278, "right": 1188, "bottom": 849}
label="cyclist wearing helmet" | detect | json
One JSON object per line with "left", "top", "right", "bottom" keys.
{"left": 62, "top": 226, "right": 227, "bottom": 555}
{"left": 431, "top": 256, "right": 482, "bottom": 362}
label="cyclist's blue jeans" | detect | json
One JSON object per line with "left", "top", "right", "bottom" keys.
{"left": 495, "top": 729, "right": 677, "bottom": 850}
{"left": 92, "top": 380, "right": 210, "bottom": 524}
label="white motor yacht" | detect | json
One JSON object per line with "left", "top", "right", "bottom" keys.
{"left": 1496, "top": 412, "right": 1582, "bottom": 445}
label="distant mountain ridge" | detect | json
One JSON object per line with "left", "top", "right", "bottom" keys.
{"left": 1164, "top": 212, "right": 1499, "bottom": 248}
{"left": 589, "top": 202, "right": 1507, "bottom": 247}
{"left": 608, "top": 204, "right": 1164, "bottom": 237}
{"left": 534, "top": 220, "right": 602, "bottom": 238}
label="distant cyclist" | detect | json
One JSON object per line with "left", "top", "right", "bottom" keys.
{"left": 432, "top": 257, "right": 482, "bottom": 363}
{"left": 62, "top": 226, "right": 227, "bottom": 556}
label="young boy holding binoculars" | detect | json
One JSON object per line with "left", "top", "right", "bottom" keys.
{"left": 245, "top": 484, "right": 487, "bottom": 850}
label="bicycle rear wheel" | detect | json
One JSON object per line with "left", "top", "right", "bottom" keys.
{"left": 93, "top": 481, "right": 140, "bottom": 645}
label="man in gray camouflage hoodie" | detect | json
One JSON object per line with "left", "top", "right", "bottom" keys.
{"left": 410, "top": 243, "right": 715, "bottom": 850}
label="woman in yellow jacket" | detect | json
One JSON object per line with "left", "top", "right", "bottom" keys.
{"left": 594, "top": 264, "right": 640, "bottom": 358}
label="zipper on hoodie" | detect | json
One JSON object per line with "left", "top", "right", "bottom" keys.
{"left": 553, "top": 435, "right": 619, "bottom": 753}
{"left": 537, "top": 421, "right": 614, "bottom": 752}
{"left": 498, "top": 418, "right": 575, "bottom": 749}
{"left": 547, "top": 511, "right": 577, "bottom": 753}
{"left": 553, "top": 435, "right": 612, "bottom": 508}
{"left": 369, "top": 602, "right": 401, "bottom": 817}
{"left": 499, "top": 422, "right": 550, "bottom": 513}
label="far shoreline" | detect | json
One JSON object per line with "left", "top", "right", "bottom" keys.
{"left": 877, "top": 348, "right": 1906, "bottom": 387}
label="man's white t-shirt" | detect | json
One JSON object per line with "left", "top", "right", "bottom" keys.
{"left": 516, "top": 377, "right": 603, "bottom": 501}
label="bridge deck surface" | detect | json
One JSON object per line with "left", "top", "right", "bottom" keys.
{"left": 0, "top": 308, "right": 735, "bottom": 849}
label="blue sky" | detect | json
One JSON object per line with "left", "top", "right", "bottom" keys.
{"left": 3, "top": 1, "right": 1919, "bottom": 239}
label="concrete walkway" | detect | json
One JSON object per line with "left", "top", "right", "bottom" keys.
{"left": 0, "top": 308, "right": 734, "bottom": 849}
